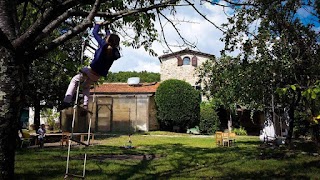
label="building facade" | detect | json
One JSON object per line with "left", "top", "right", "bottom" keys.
{"left": 159, "top": 48, "right": 214, "bottom": 88}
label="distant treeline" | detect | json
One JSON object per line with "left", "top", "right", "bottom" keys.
{"left": 104, "top": 71, "right": 160, "bottom": 83}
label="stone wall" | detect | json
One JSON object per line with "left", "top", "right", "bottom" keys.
{"left": 160, "top": 54, "right": 209, "bottom": 86}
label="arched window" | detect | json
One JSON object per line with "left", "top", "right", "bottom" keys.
{"left": 183, "top": 56, "right": 190, "bottom": 65}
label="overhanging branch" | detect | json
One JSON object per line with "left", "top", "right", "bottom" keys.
{"left": 30, "top": 0, "right": 180, "bottom": 58}
{"left": 12, "top": 0, "right": 90, "bottom": 50}
{"left": 185, "top": 0, "right": 225, "bottom": 33}
{"left": 31, "top": 0, "right": 101, "bottom": 58}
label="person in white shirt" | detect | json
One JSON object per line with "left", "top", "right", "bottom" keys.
{"left": 37, "top": 124, "right": 46, "bottom": 148}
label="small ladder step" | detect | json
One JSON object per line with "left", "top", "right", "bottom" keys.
{"left": 70, "top": 138, "right": 90, "bottom": 146}
{"left": 77, "top": 105, "right": 93, "bottom": 115}
{"left": 64, "top": 173, "right": 85, "bottom": 179}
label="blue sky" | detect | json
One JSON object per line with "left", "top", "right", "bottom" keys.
{"left": 107, "top": 2, "right": 230, "bottom": 73}
{"left": 86, "top": 1, "right": 319, "bottom": 73}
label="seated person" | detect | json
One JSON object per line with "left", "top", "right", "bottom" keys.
{"left": 37, "top": 124, "right": 46, "bottom": 148}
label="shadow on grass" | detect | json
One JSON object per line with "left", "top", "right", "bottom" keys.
{"left": 15, "top": 138, "right": 320, "bottom": 179}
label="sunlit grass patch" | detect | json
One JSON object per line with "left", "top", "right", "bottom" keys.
{"left": 15, "top": 133, "right": 320, "bottom": 179}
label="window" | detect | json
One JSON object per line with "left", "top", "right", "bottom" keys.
{"left": 183, "top": 57, "right": 190, "bottom": 65}
{"left": 192, "top": 56, "right": 198, "bottom": 67}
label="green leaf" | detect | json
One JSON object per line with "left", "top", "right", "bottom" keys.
{"left": 311, "top": 91, "right": 317, "bottom": 99}
{"left": 290, "top": 85, "right": 296, "bottom": 91}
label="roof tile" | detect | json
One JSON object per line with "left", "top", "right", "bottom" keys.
{"left": 91, "top": 82, "right": 160, "bottom": 94}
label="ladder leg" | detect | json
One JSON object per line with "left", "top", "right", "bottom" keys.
{"left": 64, "top": 44, "right": 97, "bottom": 178}
{"left": 83, "top": 153, "right": 87, "bottom": 177}
{"left": 65, "top": 54, "right": 84, "bottom": 178}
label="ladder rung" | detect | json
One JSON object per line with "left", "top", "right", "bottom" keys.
{"left": 64, "top": 173, "right": 85, "bottom": 179}
{"left": 77, "top": 105, "right": 93, "bottom": 115}
{"left": 70, "top": 138, "right": 90, "bottom": 146}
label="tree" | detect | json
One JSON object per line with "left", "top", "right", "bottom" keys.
{"left": 0, "top": 0, "right": 230, "bottom": 178}
{"left": 155, "top": 79, "right": 200, "bottom": 131}
{"left": 25, "top": 36, "right": 85, "bottom": 130}
{"left": 198, "top": 0, "right": 319, "bottom": 143}
{"left": 199, "top": 101, "right": 220, "bottom": 134}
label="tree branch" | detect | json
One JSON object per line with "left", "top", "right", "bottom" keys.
{"left": 158, "top": 11, "right": 196, "bottom": 48}
{"left": 12, "top": 0, "right": 90, "bottom": 50}
{"left": 0, "top": 28, "right": 14, "bottom": 51}
{"left": 156, "top": 9, "right": 174, "bottom": 54}
{"left": 29, "top": 0, "right": 180, "bottom": 58}
{"left": 185, "top": 0, "right": 225, "bottom": 33}
{"left": 32, "top": 9, "right": 77, "bottom": 45}
{"left": 31, "top": 0, "right": 101, "bottom": 58}
{"left": 101, "top": 0, "right": 179, "bottom": 22}
{"left": 201, "top": 0, "right": 256, "bottom": 7}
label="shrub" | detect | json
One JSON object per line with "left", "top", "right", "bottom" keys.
{"left": 155, "top": 79, "right": 201, "bottom": 131}
{"left": 199, "top": 102, "right": 220, "bottom": 134}
{"left": 41, "top": 108, "right": 59, "bottom": 130}
{"left": 233, "top": 126, "right": 247, "bottom": 135}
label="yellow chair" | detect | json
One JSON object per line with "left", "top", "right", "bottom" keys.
{"left": 228, "top": 132, "right": 236, "bottom": 146}
{"left": 222, "top": 132, "right": 230, "bottom": 147}
{"left": 215, "top": 131, "right": 223, "bottom": 146}
{"left": 21, "top": 129, "right": 32, "bottom": 148}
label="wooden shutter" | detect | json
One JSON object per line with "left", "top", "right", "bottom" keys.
{"left": 177, "top": 56, "right": 183, "bottom": 66}
{"left": 192, "top": 56, "right": 197, "bottom": 67}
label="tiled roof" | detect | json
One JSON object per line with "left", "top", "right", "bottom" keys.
{"left": 91, "top": 82, "right": 160, "bottom": 94}
{"left": 158, "top": 48, "right": 214, "bottom": 61}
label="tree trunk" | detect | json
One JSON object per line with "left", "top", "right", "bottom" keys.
{"left": 312, "top": 125, "right": 319, "bottom": 144}
{"left": 286, "top": 104, "right": 295, "bottom": 144}
{"left": 0, "top": 47, "right": 22, "bottom": 179}
{"left": 34, "top": 99, "right": 41, "bottom": 131}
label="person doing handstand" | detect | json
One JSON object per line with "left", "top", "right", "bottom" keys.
{"left": 59, "top": 22, "right": 120, "bottom": 110}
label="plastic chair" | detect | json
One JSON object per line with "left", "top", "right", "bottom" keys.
{"left": 21, "top": 129, "right": 32, "bottom": 148}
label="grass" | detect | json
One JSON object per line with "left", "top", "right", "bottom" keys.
{"left": 15, "top": 132, "right": 320, "bottom": 179}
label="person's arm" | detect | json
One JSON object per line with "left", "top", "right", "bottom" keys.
{"left": 92, "top": 23, "right": 106, "bottom": 46}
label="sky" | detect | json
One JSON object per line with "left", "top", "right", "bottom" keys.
{"left": 107, "top": 1, "right": 231, "bottom": 73}
{"left": 85, "top": 1, "right": 319, "bottom": 73}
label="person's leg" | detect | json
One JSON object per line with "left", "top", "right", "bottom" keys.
{"left": 63, "top": 73, "right": 83, "bottom": 103}
{"left": 81, "top": 77, "right": 94, "bottom": 109}
{"left": 80, "top": 67, "right": 99, "bottom": 109}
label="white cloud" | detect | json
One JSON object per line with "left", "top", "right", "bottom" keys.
{"left": 93, "top": 2, "right": 231, "bottom": 73}
{"left": 110, "top": 46, "right": 160, "bottom": 72}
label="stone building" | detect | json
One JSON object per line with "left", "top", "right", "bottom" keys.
{"left": 159, "top": 48, "right": 215, "bottom": 89}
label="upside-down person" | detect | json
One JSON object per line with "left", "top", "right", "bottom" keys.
{"left": 59, "top": 22, "right": 121, "bottom": 111}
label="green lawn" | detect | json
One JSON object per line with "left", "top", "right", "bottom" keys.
{"left": 15, "top": 132, "right": 320, "bottom": 179}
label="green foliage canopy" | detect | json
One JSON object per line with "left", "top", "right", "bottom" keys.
{"left": 155, "top": 79, "right": 200, "bottom": 130}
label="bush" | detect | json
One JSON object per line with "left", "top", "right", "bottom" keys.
{"left": 199, "top": 102, "right": 220, "bottom": 134}
{"left": 155, "top": 79, "right": 201, "bottom": 131}
{"left": 233, "top": 126, "right": 247, "bottom": 135}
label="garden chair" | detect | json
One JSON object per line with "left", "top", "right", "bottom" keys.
{"left": 215, "top": 131, "right": 223, "bottom": 146}
{"left": 222, "top": 132, "right": 230, "bottom": 147}
{"left": 20, "top": 129, "right": 32, "bottom": 148}
{"left": 60, "top": 131, "right": 70, "bottom": 146}
{"left": 228, "top": 132, "right": 236, "bottom": 146}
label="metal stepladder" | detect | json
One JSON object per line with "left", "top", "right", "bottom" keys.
{"left": 64, "top": 34, "right": 97, "bottom": 179}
